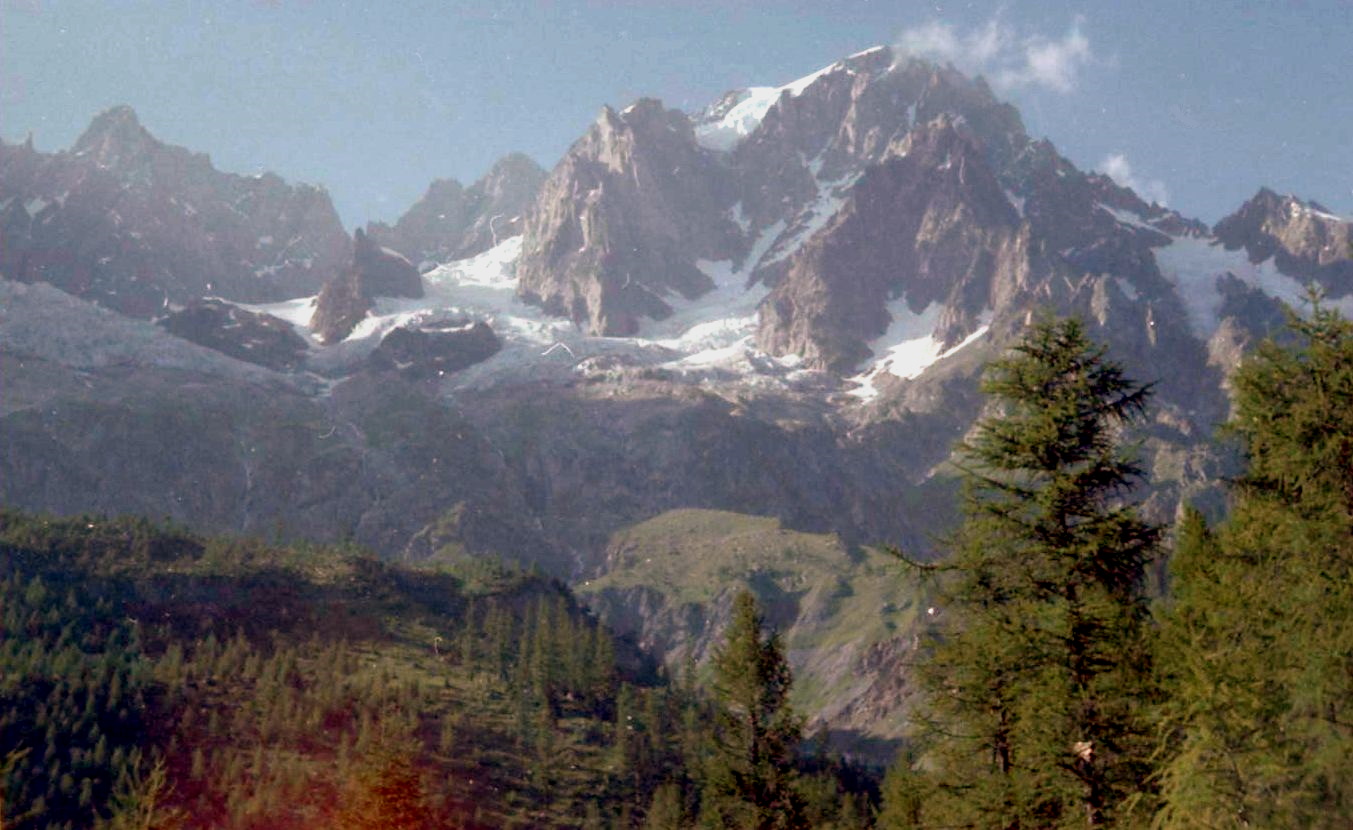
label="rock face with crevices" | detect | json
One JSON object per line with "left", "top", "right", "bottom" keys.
{"left": 1213, "top": 187, "right": 1353, "bottom": 293}
{"left": 756, "top": 117, "right": 1026, "bottom": 372}
{"left": 368, "top": 321, "right": 501, "bottom": 379}
{"left": 366, "top": 152, "right": 546, "bottom": 267}
{"left": 4, "top": 44, "right": 1353, "bottom": 758}
{"left": 0, "top": 106, "right": 349, "bottom": 316}
{"left": 158, "top": 299, "right": 307, "bottom": 371}
{"left": 311, "top": 228, "right": 423, "bottom": 344}
{"left": 516, "top": 99, "right": 742, "bottom": 335}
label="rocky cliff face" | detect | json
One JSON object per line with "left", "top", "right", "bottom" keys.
{"left": 311, "top": 228, "right": 423, "bottom": 343}
{"left": 723, "top": 49, "right": 1026, "bottom": 243}
{"left": 756, "top": 117, "right": 1025, "bottom": 371}
{"left": 516, "top": 99, "right": 742, "bottom": 335}
{"left": 0, "top": 280, "right": 551, "bottom": 564}
{"left": 367, "top": 152, "right": 546, "bottom": 267}
{"left": 1214, "top": 188, "right": 1353, "bottom": 292}
{"left": 0, "top": 106, "right": 349, "bottom": 316}
{"left": 368, "top": 320, "right": 501, "bottom": 379}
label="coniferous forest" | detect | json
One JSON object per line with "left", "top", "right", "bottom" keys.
{"left": 3, "top": 304, "right": 1351, "bottom": 828}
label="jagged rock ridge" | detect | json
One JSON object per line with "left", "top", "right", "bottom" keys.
{"left": 311, "top": 228, "right": 424, "bottom": 344}
{"left": 366, "top": 152, "right": 546, "bottom": 268}
{"left": 516, "top": 99, "right": 742, "bottom": 336}
{"left": 1213, "top": 187, "right": 1352, "bottom": 292}
{"left": 0, "top": 106, "right": 349, "bottom": 316}
{"left": 3, "top": 46, "right": 1352, "bottom": 751}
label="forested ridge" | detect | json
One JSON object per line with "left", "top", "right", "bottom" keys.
{"left": 3, "top": 302, "right": 1350, "bottom": 829}
{"left": 0, "top": 511, "right": 873, "bottom": 828}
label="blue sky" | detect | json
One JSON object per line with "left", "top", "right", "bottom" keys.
{"left": 3, "top": 0, "right": 1350, "bottom": 228}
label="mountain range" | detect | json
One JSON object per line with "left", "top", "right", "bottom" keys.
{"left": 2, "top": 44, "right": 1349, "bottom": 750}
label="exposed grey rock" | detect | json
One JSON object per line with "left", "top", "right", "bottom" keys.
{"left": 516, "top": 99, "right": 742, "bottom": 335}
{"left": 367, "top": 152, "right": 546, "bottom": 266}
{"left": 5, "top": 51, "right": 1353, "bottom": 758}
{"left": 0, "top": 106, "right": 349, "bottom": 315}
{"left": 0, "top": 350, "right": 551, "bottom": 565}
{"left": 756, "top": 117, "right": 1023, "bottom": 371}
{"left": 311, "top": 228, "right": 423, "bottom": 344}
{"left": 368, "top": 320, "right": 501, "bottom": 379}
{"left": 0, "top": 280, "right": 295, "bottom": 385}
{"left": 1214, "top": 187, "right": 1352, "bottom": 294}
{"left": 159, "top": 299, "right": 307, "bottom": 371}
{"left": 310, "top": 268, "right": 371, "bottom": 346}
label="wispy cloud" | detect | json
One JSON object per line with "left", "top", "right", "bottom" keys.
{"left": 1098, "top": 153, "right": 1170, "bottom": 206}
{"left": 894, "top": 15, "right": 1093, "bottom": 94}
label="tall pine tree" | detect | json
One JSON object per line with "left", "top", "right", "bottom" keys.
{"left": 703, "top": 591, "right": 806, "bottom": 830}
{"left": 897, "top": 316, "right": 1160, "bottom": 828}
{"left": 1155, "top": 299, "right": 1353, "bottom": 828}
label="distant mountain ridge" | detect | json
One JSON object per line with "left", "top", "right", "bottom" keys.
{"left": 0, "top": 106, "right": 350, "bottom": 315}
{"left": 366, "top": 152, "right": 546, "bottom": 269}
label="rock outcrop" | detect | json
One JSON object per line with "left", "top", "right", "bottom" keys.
{"left": 516, "top": 99, "right": 741, "bottom": 335}
{"left": 6, "top": 49, "right": 1353, "bottom": 757}
{"left": 159, "top": 299, "right": 308, "bottom": 370}
{"left": 368, "top": 320, "right": 501, "bottom": 379}
{"left": 756, "top": 117, "right": 1024, "bottom": 371}
{"left": 0, "top": 106, "right": 349, "bottom": 316}
{"left": 311, "top": 228, "right": 423, "bottom": 344}
{"left": 725, "top": 49, "right": 1026, "bottom": 242}
{"left": 366, "top": 152, "right": 546, "bottom": 267}
{"left": 1214, "top": 188, "right": 1352, "bottom": 293}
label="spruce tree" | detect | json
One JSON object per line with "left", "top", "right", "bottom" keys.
{"left": 704, "top": 591, "right": 805, "bottom": 830}
{"left": 1155, "top": 299, "right": 1353, "bottom": 828}
{"left": 899, "top": 316, "right": 1159, "bottom": 828}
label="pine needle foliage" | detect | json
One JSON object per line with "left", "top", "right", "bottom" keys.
{"left": 1155, "top": 298, "right": 1353, "bottom": 828}
{"left": 704, "top": 591, "right": 807, "bottom": 829}
{"left": 900, "top": 316, "right": 1160, "bottom": 828}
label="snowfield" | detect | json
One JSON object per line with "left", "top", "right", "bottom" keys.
{"left": 1154, "top": 235, "right": 1353, "bottom": 337}
{"left": 694, "top": 54, "right": 875, "bottom": 152}
{"left": 247, "top": 233, "right": 807, "bottom": 392}
{"left": 231, "top": 206, "right": 1353, "bottom": 405}
{"left": 846, "top": 301, "right": 992, "bottom": 401}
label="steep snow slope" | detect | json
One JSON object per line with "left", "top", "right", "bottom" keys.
{"left": 694, "top": 46, "right": 888, "bottom": 152}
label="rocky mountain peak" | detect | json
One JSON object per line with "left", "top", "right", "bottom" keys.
{"left": 516, "top": 97, "right": 739, "bottom": 335}
{"left": 366, "top": 153, "right": 546, "bottom": 268}
{"left": 72, "top": 105, "right": 161, "bottom": 169}
{"left": 311, "top": 229, "right": 424, "bottom": 344}
{"left": 893, "top": 112, "right": 973, "bottom": 158}
{"left": 591, "top": 98, "right": 701, "bottom": 172}
{"left": 1214, "top": 187, "right": 1339, "bottom": 243}
{"left": 479, "top": 152, "right": 545, "bottom": 199}
{"left": 1, "top": 108, "right": 349, "bottom": 314}
{"left": 1214, "top": 187, "right": 1352, "bottom": 291}
{"left": 756, "top": 113, "right": 1022, "bottom": 373}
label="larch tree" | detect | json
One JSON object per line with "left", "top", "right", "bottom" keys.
{"left": 1155, "top": 298, "right": 1353, "bottom": 828}
{"left": 703, "top": 591, "right": 806, "bottom": 830}
{"left": 896, "top": 316, "right": 1160, "bottom": 828}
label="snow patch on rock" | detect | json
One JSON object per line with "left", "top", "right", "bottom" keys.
{"left": 846, "top": 301, "right": 991, "bottom": 401}
{"left": 694, "top": 59, "right": 859, "bottom": 152}
{"left": 1154, "top": 234, "right": 1353, "bottom": 337}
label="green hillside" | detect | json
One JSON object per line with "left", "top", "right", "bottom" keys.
{"left": 0, "top": 509, "right": 876, "bottom": 829}
{"left": 580, "top": 509, "right": 932, "bottom": 751}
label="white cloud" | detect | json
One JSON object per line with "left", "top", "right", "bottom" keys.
{"left": 894, "top": 16, "right": 1093, "bottom": 94}
{"left": 1098, "top": 153, "right": 1170, "bottom": 206}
